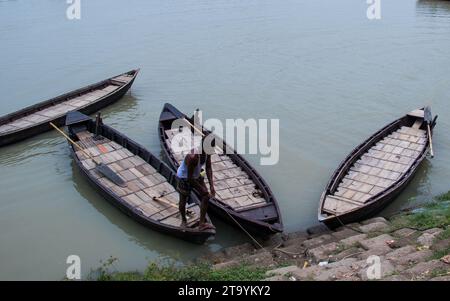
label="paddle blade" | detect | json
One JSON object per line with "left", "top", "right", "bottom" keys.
{"left": 424, "top": 106, "right": 432, "bottom": 124}
{"left": 95, "top": 163, "right": 126, "bottom": 187}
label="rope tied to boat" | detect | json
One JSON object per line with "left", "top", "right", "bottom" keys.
{"left": 333, "top": 212, "right": 365, "bottom": 234}
{"left": 224, "top": 208, "right": 306, "bottom": 257}
{"left": 222, "top": 208, "right": 266, "bottom": 250}
{"left": 329, "top": 199, "right": 364, "bottom": 234}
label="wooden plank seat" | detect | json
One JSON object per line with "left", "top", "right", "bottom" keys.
{"left": 102, "top": 85, "right": 120, "bottom": 93}
{"left": 112, "top": 75, "right": 134, "bottom": 83}
{"left": 323, "top": 195, "right": 369, "bottom": 214}
{"left": 407, "top": 109, "right": 425, "bottom": 118}
{"left": 323, "top": 195, "right": 361, "bottom": 215}
{"left": 74, "top": 131, "right": 200, "bottom": 227}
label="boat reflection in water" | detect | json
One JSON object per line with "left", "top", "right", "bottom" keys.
{"left": 417, "top": 0, "right": 450, "bottom": 16}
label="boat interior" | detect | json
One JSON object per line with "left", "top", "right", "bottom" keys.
{"left": 0, "top": 72, "right": 136, "bottom": 134}
{"left": 321, "top": 109, "right": 429, "bottom": 217}
{"left": 71, "top": 126, "right": 202, "bottom": 228}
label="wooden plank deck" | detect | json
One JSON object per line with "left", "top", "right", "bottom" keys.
{"left": 0, "top": 85, "right": 121, "bottom": 134}
{"left": 323, "top": 124, "right": 427, "bottom": 215}
{"left": 75, "top": 131, "right": 200, "bottom": 227}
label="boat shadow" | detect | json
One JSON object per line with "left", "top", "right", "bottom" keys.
{"left": 0, "top": 131, "right": 63, "bottom": 167}
{"left": 417, "top": 0, "right": 450, "bottom": 15}
{"left": 93, "top": 93, "right": 142, "bottom": 126}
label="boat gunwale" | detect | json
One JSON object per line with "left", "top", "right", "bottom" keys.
{"left": 0, "top": 69, "right": 140, "bottom": 130}
{"left": 318, "top": 109, "right": 435, "bottom": 223}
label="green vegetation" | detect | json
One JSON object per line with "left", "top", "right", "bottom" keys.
{"left": 385, "top": 191, "right": 450, "bottom": 261}
{"left": 437, "top": 226, "right": 450, "bottom": 240}
{"left": 429, "top": 267, "right": 450, "bottom": 279}
{"left": 430, "top": 245, "right": 450, "bottom": 260}
{"left": 331, "top": 241, "right": 360, "bottom": 255}
{"left": 332, "top": 242, "right": 346, "bottom": 255}
{"left": 89, "top": 257, "right": 268, "bottom": 281}
{"left": 390, "top": 192, "right": 450, "bottom": 231}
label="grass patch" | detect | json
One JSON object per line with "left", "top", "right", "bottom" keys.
{"left": 430, "top": 246, "right": 450, "bottom": 261}
{"left": 89, "top": 257, "right": 269, "bottom": 281}
{"left": 390, "top": 191, "right": 450, "bottom": 231}
{"left": 331, "top": 241, "right": 361, "bottom": 255}
{"left": 330, "top": 243, "right": 346, "bottom": 255}
{"left": 437, "top": 226, "right": 450, "bottom": 240}
{"left": 429, "top": 267, "right": 450, "bottom": 279}
{"left": 366, "top": 231, "right": 384, "bottom": 238}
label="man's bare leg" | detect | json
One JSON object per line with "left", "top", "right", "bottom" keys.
{"left": 198, "top": 195, "right": 215, "bottom": 230}
{"left": 179, "top": 194, "right": 188, "bottom": 227}
{"left": 199, "top": 195, "right": 209, "bottom": 226}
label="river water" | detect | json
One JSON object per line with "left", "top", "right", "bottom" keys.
{"left": 1, "top": 0, "right": 450, "bottom": 280}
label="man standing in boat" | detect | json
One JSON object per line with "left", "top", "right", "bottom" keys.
{"left": 176, "top": 135, "right": 216, "bottom": 231}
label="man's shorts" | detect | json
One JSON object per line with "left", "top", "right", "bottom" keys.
{"left": 177, "top": 177, "right": 209, "bottom": 199}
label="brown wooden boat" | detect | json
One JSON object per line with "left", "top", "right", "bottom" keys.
{"left": 65, "top": 111, "right": 215, "bottom": 244}
{"left": 158, "top": 103, "right": 283, "bottom": 237}
{"left": 318, "top": 108, "right": 437, "bottom": 229}
{"left": 0, "top": 69, "right": 139, "bottom": 147}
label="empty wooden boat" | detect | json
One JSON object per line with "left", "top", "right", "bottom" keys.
{"left": 0, "top": 69, "right": 139, "bottom": 147}
{"left": 319, "top": 108, "right": 437, "bottom": 229}
{"left": 65, "top": 111, "right": 215, "bottom": 244}
{"left": 158, "top": 103, "right": 283, "bottom": 237}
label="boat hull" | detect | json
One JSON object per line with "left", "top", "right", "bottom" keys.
{"left": 158, "top": 103, "right": 283, "bottom": 238}
{"left": 318, "top": 108, "right": 437, "bottom": 229}
{"left": 68, "top": 113, "right": 215, "bottom": 244}
{"left": 0, "top": 70, "right": 138, "bottom": 147}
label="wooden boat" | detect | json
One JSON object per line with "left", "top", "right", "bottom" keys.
{"left": 318, "top": 108, "right": 437, "bottom": 229}
{"left": 65, "top": 111, "right": 216, "bottom": 244}
{"left": 158, "top": 103, "right": 283, "bottom": 237}
{"left": 0, "top": 69, "right": 140, "bottom": 147}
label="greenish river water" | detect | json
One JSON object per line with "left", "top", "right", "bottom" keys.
{"left": 1, "top": 0, "right": 450, "bottom": 280}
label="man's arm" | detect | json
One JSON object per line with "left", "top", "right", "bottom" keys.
{"left": 205, "top": 154, "right": 215, "bottom": 197}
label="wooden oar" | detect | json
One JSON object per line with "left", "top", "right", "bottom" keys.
{"left": 152, "top": 196, "right": 194, "bottom": 216}
{"left": 49, "top": 122, "right": 127, "bottom": 187}
{"left": 182, "top": 117, "right": 229, "bottom": 154}
{"left": 424, "top": 106, "right": 434, "bottom": 158}
{"left": 183, "top": 117, "right": 205, "bottom": 137}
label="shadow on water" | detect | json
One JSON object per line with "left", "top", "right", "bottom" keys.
{"left": 96, "top": 93, "right": 142, "bottom": 126}
{"left": 417, "top": 0, "right": 450, "bottom": 15}
{"left": 70, "top": 157, "right": 248, "bottom": 261}
{"left": 0, "top": 132, "right": 62, "bottom": 167}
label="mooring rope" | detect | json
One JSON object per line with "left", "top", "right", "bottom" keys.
{"left": 224, "top": 209, "right": 306, "bottom": 257}
{"left": 222, "top": 209, "right": 266, "bottom": 250}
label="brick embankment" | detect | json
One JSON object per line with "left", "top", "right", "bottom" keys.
{"left": 203, "top": 216, "right": 450, "bottom": 281}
